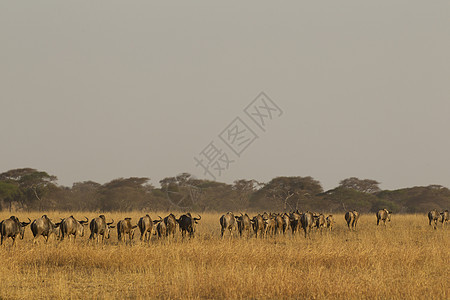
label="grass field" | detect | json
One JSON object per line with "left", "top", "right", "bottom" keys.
{"left": 0, "top": 211, "right": 448, "bottom": 299}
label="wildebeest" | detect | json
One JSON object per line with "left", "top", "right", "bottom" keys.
{"left": 263, "top": 214, "right": 276, "bottom": 237}
{"left": 428, "top": 209, "right": 440, "bottom": 229}
{"left": 440, "top": 210, "right": 449, "bottom": 227}
{"left": 251, "top": 214, "right": 265, "bottom": 238}
{"left": 289, "top": 211, "right": 301, "bottom": 234}
{"left": 138, "top": 214, "right": 153, "bottom": 242}
{"left": 60, "top": 216, "right": 89, "bottom": 241}
{"left": 300, "top": 212, "right": 314, "bottom": 238}
{"left": 177, "top": 213, "right": 201, "bottom": 238}
{"left": 0, "top": 216, "right": 31, "bottom": 245}
{"left": 220, "top": 212, "right": 236, "bottom": 238}
{"left": 31, "top": 215, "right": 61, "bottom": 243}
{"left": 117, "top": 218, "right": 137, "bottom": 243}
{"left": 163, "top": 213, "right": 178, "bottom": 238}
{"left": 314, "top": 213, "right": 326, "bottom": 233}
{"left": 274, "top": 214, "right": 284, "bottom": 235}
{"left": 282, "top": 213, "right": 291, "bottom": 234}
{"left": 153, "top": 217, "right": 166, "bottom": 238}
{"left": 89, "top": 215, "right": 115, "bottom": 243}
{"left": 235, "top": 213, "right": 251, "bottom": 237}
{"left": 326, "top": 215, "right": 334, "bottom": 231}
{"left": 345, "top": 210, "right": 360, "bottom": 230}
{"left": 376, "top": 209, "right": 391, "bottom": 226}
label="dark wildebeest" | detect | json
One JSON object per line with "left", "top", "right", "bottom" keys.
{"left": 345, "top": 210, "right": 360, "bottom": 230}
{"left": 289, "top": 211, "right": 301, "bottom": 234}
{"left": 251, "top": 214, "right": 265, "bottom": 238}
{"left": 60, "top": 216, "right": 89, "bottom": 241}
{"left": 31, "top": 215, "right": 61, "bottom": 244}
{"left": 440, "top": 210, "right": 449, "bottom": 228}
{"left": 89, "top": 215, "right": 115, "bottom": 243}
{"left": 177, "top": 213, "right": 201, "bottom": 238}
{"left": 376, "top": 209, "right": 391, "bottom": 226}
{"left": 117, "top": 218, "right": 137, "bottom": 243}
{"left": 0, "top": 216, "right": 31, "bottom": 245}
{"left": 326, "top": 215, "right": 334, "bottom": 231}
{"left": 428, "top": 209, "right": 440, "bottom": 229}
{"left": 164, "top": 213, "right": 178, "bottom": 238}
{"left": 138, "top": 214, "right": 153, "bottom": 242}
{"left": 153, "top": 217, "right": 166, "bottom": 238}
{"left": 300, "top": 212, "right": 314, "bottom": 238}
{"left": 220, "top": 212, "right": 236, "bottom": 238}
{"left": 282, "top": 213, "right": 291, "bottom": 234}
{"left": 235, "top": 213, "right": 252, "bottom": 238}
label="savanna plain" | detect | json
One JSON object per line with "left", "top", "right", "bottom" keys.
{"left": 0, "top": 212, "right": 448, "bottom": 299}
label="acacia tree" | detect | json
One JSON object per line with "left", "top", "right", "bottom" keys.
{"left": 252, "top": 176, "right": 323, "bottom": 211}
{"left": 99, "top": 177, "right": 152, "bottom": 211}
{"left": 231, "top": 179, "right": 262, "bottom": 209}
{"left": 0, "top": 181, "right": 21, "bottom": 211}
{"left": 69, "top": 181, "right": 102, "bottom": 211}
{"left": 339, "top": 177, "right": 381, "bottom": 194}
{"left": 159, "top": 173, "right": 203, "bottom": 210}
{"left": 0, "top": 168, "right": 57, "bottom": 210}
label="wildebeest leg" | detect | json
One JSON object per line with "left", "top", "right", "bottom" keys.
{"left": 12, "top": 236, "right": 16, "bottom": 246}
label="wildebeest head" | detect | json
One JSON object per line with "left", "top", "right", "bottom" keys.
{"left": 193, "top": 214, "right": 201, "bottom": 223}
{"left": 77, "top": 216, "right": 89, "bottom": 237}
{"left": 192, "top": 214, "right": 201, "bottom": 234}
{"left": 385, "top": 209, "right": 391, "bottom": 222}
{"left": 105, "top": 218, "right": 115, "bottom": 239}
{"left": 18, "top": 217, "right": 31, "bottom": 239}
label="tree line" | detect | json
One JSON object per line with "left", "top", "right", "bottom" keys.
{"left": 0, "top": 168, "right": 448, "bottom": 213}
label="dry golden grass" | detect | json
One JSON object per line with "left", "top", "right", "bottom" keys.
{"left": 0, "top": 211, "right": 448, "bottom": 299}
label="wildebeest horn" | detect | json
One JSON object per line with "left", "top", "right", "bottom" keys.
{"left": 79, "top": 217, "right": 89, "bottom": 225}
{"left": 153, "top": 216, "right": 163, "bottom": 224}
{"left": 132, "top": 225, "right": 138, "bottom": 229}
{"left": 107, "top": 219, "right": 114, "bottom": 225}
{"left": 21, "top": 218, "right": 31, "bottom": 226}
{"left": 194, "top": 214, "right": 201, "bottom": 221}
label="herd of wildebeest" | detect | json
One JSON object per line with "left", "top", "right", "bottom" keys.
{"left": 0, "top": 209, "right": 448, "bottom": 246}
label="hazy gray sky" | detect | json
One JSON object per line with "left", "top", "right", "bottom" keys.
{"left": 1, "top": 1, "right": 449, "bottom": 191}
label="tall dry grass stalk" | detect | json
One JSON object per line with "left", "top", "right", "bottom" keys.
{"left": 0, "top": 211, "right": 448, "bottom": 299}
